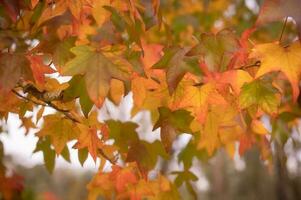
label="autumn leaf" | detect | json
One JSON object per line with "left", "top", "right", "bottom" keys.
{"left": 239, "top": 78, "right": 280, "bottom": 114}
{"left": 198, "top": 105, "right": 242, "bottom": 156}
{"left": 52, "top": 37, "right": 76, "bottom": 71}
{"left": 91, "top": 0, "right": 111, "bottom": 26}
{"left": 87, "top": 165, "right": 139, "bottom": 200}
{"left": 36, "top": 114, "right": 78, "bottom": 154}
{"left": 170, "top": 81, "right": 227, "bottom": 123}
{"left": 0, "top": 53, "right": 33, "bottom": 93}
{"left": 61, "top": 45, "right": 131, "bottom": 107}
{"left": 33, "top": 137, "right": 56, "bottom": 173}
{"left": 106, "top": 120, "right": 139, "bottom": 153}
{"left": 178, "top": 136, "right": 209, "bottom": 169}
{"left": 188, "top": 29, "right": 240, "bottom": 72}
{"left": 173, "top": 170, "right": 198, "bottom": 187}
{"left": 153, "top": 107, "right": 193, "bottom": 152}
{"left": 108, "top": 79, "right": 125, "bottom": 105}
{"left": 153, "top": 47, "right": 194, "bottom": 94}
{"left": 26, "top": 55, "right": 55, "bottom": 84}
{"left": 74, "top": 123, "right": 103, "bottom": 161}
{"left": 131, "top": 74, "right": 169, "bottom": 115}
{"left": 63, "top": 75, "right": 93, "bottom": 117}
{"left": 126, "top": 140, "right": 168, "bottom": 176}
{"left": 251, "top": 119, "right": 269, "bottom": 135}
{"left": 252, "top": 41, "right": 301, "bottom": 101}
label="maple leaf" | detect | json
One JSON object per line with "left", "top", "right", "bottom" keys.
{"left": 0, "top": 53, "right": 33, "bottom": 93}
{"left": 63, "top": 75, "right": 93, "bottom": 117}
{"left": 33, "top": 137, "right": 56, "bottom": 173}
{"left": 108, "top": 79, "right": 125, "bottom": 105}
{"left": 252, "top": 42, "right": 301, "bottom": 101}
{"left": 178, "top": 136, "right": 209, "bottom": 170}
{"left": 106, "top": 120, "right": 139, "bottom": 154}
{"left": 153, "top": 107, "right": 193, "bottom": 153}
{"left": 188, "top": 29, "right": 240, "bottom": 72}
{"left": 169, "top": 81, "right": 227, "bottom": 123}
{"left": 61, "top": 45, "right": 131, "bottom": 107}
{"left": 251, "top": 119, "right": 269, "bottom": 135}
{"left": 74, "top": 124, "right": 103, "bottom": 161}
{"left": 239, "top": 78, "right": 280, "bottom": 114}
{"left": 91, "top": 0, "right": 111, "bottom": 26}
{"left": 198, "top": 105, "right": 243, "bottom": 156}
{"left": 173, "top": 170, "right": 198, "bottom": 187}
{"left": 19, "top": 116, "right": 36, "bottom": 135}
{"left": 256, "top": 0, "right": 301, "bottom": 38}
{"left": 153, "top": 47, "right": 200, "bottom": 94}
{"left": 126, "top": 140, "right": 168, "bottom": 176}
{"left": 36, "top": 114, "right": 77, "bottom": 154}
{"left": 131, "top": 74, "right": 169, "bottom": 115}
{"left": 52, "top": 37, "right": 76, "bottom": 71}
{"left": 26, "top": 55, "right": 55, "bottom": 84}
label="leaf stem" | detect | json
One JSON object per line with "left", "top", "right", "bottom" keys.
{"left": 279, "top": 17, "right": 288, "bottom": 43}
{"left": 238, "top": 60, "right": 261, "bottom": 70}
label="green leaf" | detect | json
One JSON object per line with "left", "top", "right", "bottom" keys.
{"left": 188, "top": 29, "right": 239, "bottom": 72}
{"left": 153, "top": 107, "right": 193, "bottom": 152}
{"left": 126, "top": 140, "right": 169, "bottom": 174}
{"left": 61, "top": 45, "right": 131, "bottom": 107}
{"left": 178, "top": 135, "right": 209, "bottom": 169}
{"left": 106, "top": 120, "right": 139, "bottom": 153}
{"left": 172, "top": 170, "right": 198, "bottom": 187}
{"left": 34, "top": 137, "right": 55, "bottom": 173}
{"left": 60, "top": 146, "right": 71, "bottom": 162}
{"left": 239, "top": 78, "right": 280, "bottom": 114}
{"left": 63, "top": 75, "right": 93, "bottom": 117}
{"left": 53, "top": 37, "right": 76, "bottom": 70}
{"left": 153, "top": 47, "right": 192, "bottom": 94}
{"left": 78, "top": 148, "right": 89, "bottom": 166}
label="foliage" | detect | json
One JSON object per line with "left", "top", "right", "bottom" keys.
{"left": 0, "top": 0, "right": 301, "bottom": 199}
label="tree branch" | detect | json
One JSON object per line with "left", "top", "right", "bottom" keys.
{"left": 12, "top": 88, "right": 80, "bottom": 123}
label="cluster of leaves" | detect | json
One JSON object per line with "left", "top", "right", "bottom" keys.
{"left": 1, "top": 0, "right": 301, "bottom": 199}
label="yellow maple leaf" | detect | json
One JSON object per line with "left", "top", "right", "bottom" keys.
{"left": 169, "top": 81, "right": 227, "bottom": 124}
{"left": 252, "top": 41, "right": 301, "bottom": 101}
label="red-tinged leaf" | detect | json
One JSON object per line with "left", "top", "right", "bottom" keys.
{"left": 26, "top": 55, "right": 55, "bottom": 84}
{"left": 74, "top": 123, "right": 103, "bottom": 161}
{"left": 141, "top": 42, "right": 163, "bottom": 70}
{"left": 153, "top": 47, "right": 192, "bottom": 94}
{"left": 188, "top": 29, "right": 240, "bottom": 72}
{"left": 153, "top": 107, "right": 193, "bottom": 153}
{"left": 112, "top": 165, "right": 138, "bottom": 193}
{"left": 0, "top": 53, "right": 33, "bottom": 93}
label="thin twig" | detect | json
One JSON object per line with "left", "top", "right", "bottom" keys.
{"left": 12, "top": 89, "right": 80, "bottom": 123}
{"left": 238, "top": 60, "right": 261, "bottom": 70}
{"left": 12, "top": 89, "right": 47, "bottom": 107}
{"left": 98, "top": 149, "right": 117, "bottom": 165}
{"left": 279, "top": 17, "right": 288, "bottom": 43}
{"left": 13, "top": 84, "right": 116, "bottom": 164}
